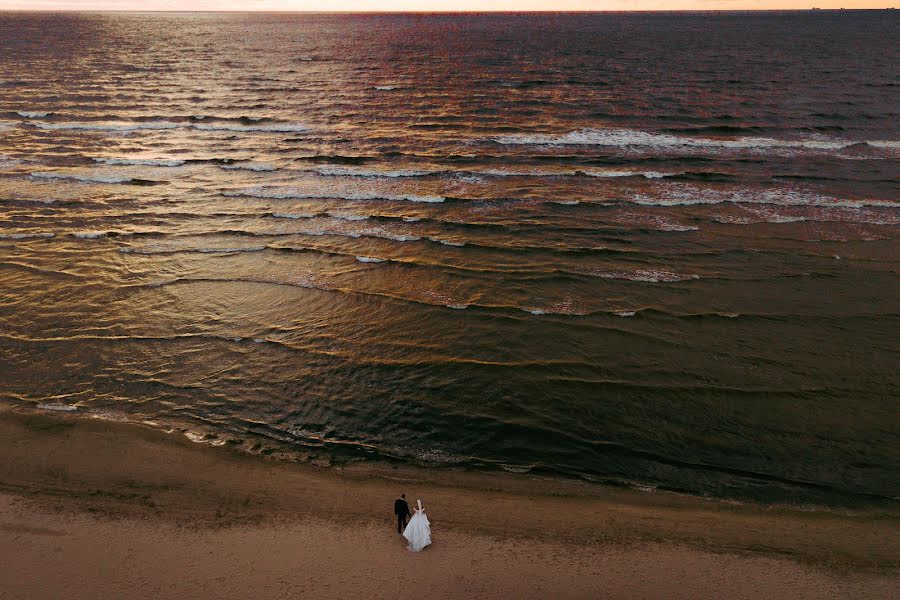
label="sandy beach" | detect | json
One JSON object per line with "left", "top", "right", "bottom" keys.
{"left": 0, "top": 406, "right": 897, "bottom": 599}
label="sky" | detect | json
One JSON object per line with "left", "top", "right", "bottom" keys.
{"left": 0, "top": 0, "right": 892, "bottom": 10}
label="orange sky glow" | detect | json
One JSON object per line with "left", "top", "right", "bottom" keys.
{"left": 0, "top": 1, "right": 894, "bottom": 11}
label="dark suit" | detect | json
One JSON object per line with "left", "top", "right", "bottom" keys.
{"left": 394, "top": 498, "right": 411, "bottom": 533}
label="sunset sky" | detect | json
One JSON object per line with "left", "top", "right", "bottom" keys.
{"left": 0, "top": 1, "right": 893, "bottom": 10}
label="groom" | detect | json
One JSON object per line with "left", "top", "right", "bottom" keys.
{"left": 394, "top": 493, "right": 412, "bottom": 534}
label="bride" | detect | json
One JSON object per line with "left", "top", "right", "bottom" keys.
{"left": 402, "top": 499, "right": 432, "bottom": 552}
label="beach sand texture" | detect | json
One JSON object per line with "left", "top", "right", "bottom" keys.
{"left": 0, "top": 409, "right": 897, "bottom": 599}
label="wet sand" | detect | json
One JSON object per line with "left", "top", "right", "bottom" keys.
{"left": 0, "top": 407, "right": 897, "bottom": 599}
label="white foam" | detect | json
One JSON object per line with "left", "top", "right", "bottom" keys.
{"left": 312, "top": 165, "right": 438, "bottom": 178}
{"left": 591, "top": 269, "right": 699, "bottom": 283}
{"left": 446, "top": 304, "right": 468, "bottom": 310}
{"left": 34, "top": 120, "right": 179, "bottom": 131}
{"left": 631, "top": 187, "right": 900, "bottom": 209}
{"left": 271, "top": 212, "right": 316, "bottom": 219}
{"left": 193, "top": 123, "right": 310, "bottom": 133}
{"left": 93, "top": 157, "right": 186, "bottom": 167}
{"left": 31, "top": 171, "right": 141, "bottom": 184}
{"left": 478, "top": 168, "right": 571, "bottom": 177}
{"left": 374, "top": 85, "right": 397, "bottom": 91}
{"left": 73, "top": 231, "right": 107, "bottom": 239}
{"left": 714, "top": 214, "right": 807, "bottom": 225}
{"left": 495, "top": 128, "right": 891, "bottom": 152}
{"left": 614, "top": 311, "right": 637, "bottom": 317}
{"left": 867, "top": 140, "right": 900, "bottom": 149}
{"left": 355, "top": 256, "right": 385, "bottom": 263}
{"left": 0, "top": 232, "right": 55, "bottom": 240}
{"left": 122, "top": 244, "right": 267, "bottom": 254}
{"left": 0, "top": 155, "right": 23, "bottom": 167}
{"left": 526, "top": 309, "right": 546, "bottom": 315}
{"left": 634, "top": 484, "right": 658, "bottom": 493}
{"left": 428, "top": 237, "right": 465, "bottom": 247}
{"left": 36, "top": 403, "right": 77, "bottom": 411}
{"left": 196, "top": 246, "right": 267, "bottom": 253}
{"left": 619, "top": 213, "right": 699, "bottom": 232}
{"left": 31, "top": 120, "right": 310, "bottom": 134}
{"left": 11, "top": 198, "right": 64, "bottom": 205}
{"left": 17, "top": 111, "right": 49, "bottom": 118}
{"left": 584, "top": 169, "right": 676, "bottom": 179}
{"left": 301, "top": 228, "right": 420, "bottom": 243}
{"left": 220, "top": 162, "right": 278, "bottom": 172}
{"left": 470, "top": 167, "right": 676, "bottom": 179}
{"left": 224, "top": 187, "right": 445, "bottom": 204}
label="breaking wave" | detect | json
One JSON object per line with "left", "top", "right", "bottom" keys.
{"left": 31, "top": 120, "right": 310, "bottom": 134}
{"left": 224, "top": 187, "right": 445, "bottom": 203}
{"left": 630, "top": 187, "right": 900, "bottom": 209}
{"left": 93, "top": 157, "right": 186, "bottom": 167}
{"left": 494, "top": 127, "right": 898, "bottom": 153}
{"left": 30, "top": 171, "right": 162, "bottom": 185}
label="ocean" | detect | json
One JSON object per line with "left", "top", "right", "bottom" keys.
{"left": 0, "top": 10, "right": 897, "bottom": 509}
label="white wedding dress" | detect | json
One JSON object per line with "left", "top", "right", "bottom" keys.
{"left": 402, "top": 499, "right": 432, "bottom": 552}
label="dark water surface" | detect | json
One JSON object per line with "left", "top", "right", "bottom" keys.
{"left": 1, "top": 11, "right": 898, "bottom": 508}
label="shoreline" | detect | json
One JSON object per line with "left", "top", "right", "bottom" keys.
{"left": 1, "top": 406, "right": 898, "bottom": 598}
{"left": 12, "top": 401, "right": 895, "bottom": 513}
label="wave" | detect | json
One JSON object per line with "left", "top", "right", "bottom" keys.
{"left": 0, "top": 232, "right": 55, "bottom": 240}
{"left": 583, "top": 169, "right": 677, "bottom": 179}
{"left": 373, "top": 85, "right": 397, "bottom": 91}
{"left": 220, "top": 162, "right": 278, "bottom": 172}
{"left": 312, "top": 165, "right": 439, "bottom": 178}
{"left": 33, "top": 120, "right": 180, "bottom": 131}
{"left": 711, "top": 204, "right": 900, "bottom": 227}
{"left": 1, "top": 197, "right": 51, "bottom": 204}
{"left": 428, "top": 236, "right": 466, "bottom": 247}
{"left": 494, "top": 127, "right": 898, "bottom": 152}
{"left": 93, "top": 157, "right": 186, "bottom": 167}
{"left": 867, "top": 140, "right": 900, "bottom": 149}
{"left": 17, "top": 111, "right": 50, "bottom": 118}
{"left": 326, "top": 212, "right": 369, "bottom": 221}
{"left": 270, "top": 212, "right": 317, "bottom": 220}
{"left": 0, "top": 155, "right": 24, "bottom": 167}
{"left": 36, "top": 403, "right": 78, "bottom": 412}
{"left": 521, "top": 300, "right": 593, "bottom": 316}
{"left": 30, "top": 171, "right": 163, "bottom": 185}
{"left": 587, "top": 269, "right": 700, "bottom": 283}
{"left": 308, "top": 165, "right": 684, "bottom": 180}
{"left": 72, "top": 231, "right": 107, "bottom": 239}
{"left": 271, "top": 225, "right": 422, "bottom": 243}
{"left": 615, "top": 214, "right": 700, "bottom": 232}
{"left": 630, "top": 187, "right": 900, "bottom": 209}
{"left": 224, "top": 187, "right": 445, "bottom": 203}
{"left": 31, "top": 120, "right": 310, "bottom": 134}
{"left": 119, "top": 244, "right": 268, "bottom": 255}
{"left": 191, "top": 122, "right": 311, "bottom": 133}
{"left": 355, "top": 256, "right": 385, "bottom": 263}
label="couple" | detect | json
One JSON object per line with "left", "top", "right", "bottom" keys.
{"left": 393, "top": 493, "right": 432, "bottom": 552}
